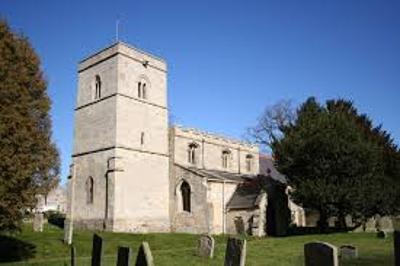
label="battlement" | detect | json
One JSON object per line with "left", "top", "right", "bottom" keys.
{"left": 173, "top": 125, "right": 258, "bottom": 151}
{"left": 78, "top": 41, "right": 167, "bottom": 73}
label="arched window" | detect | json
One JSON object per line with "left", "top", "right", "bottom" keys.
{"left": 222, "top": 150, "right": 231, "bottom": 169}
{"left": 95, "top": 75, "right": 101, "bottom": 99}
{"left": 140, "top": 132, "right": 145, "bottom": 145}
{"left": 138, "top": 81, "right": 147, "bottom": 99}
{"left": 142, "top": 83, "right": 147, "bottom": 99}
{"left": 245, "top": 154, "right": 253, "bottom": 172}
{"left": 138, "top": 82, "right": 142, "bottom": 98}
{"left": 180, "top": 181, "right": 191, "bottom": 212}
{"left": 187, "top": 142, "right": 198, "bottom": 164}
{"left": 86, "top": 176, "right": 94, "bottom": 204}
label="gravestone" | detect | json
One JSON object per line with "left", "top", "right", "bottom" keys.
{"left": 64, "top": 218, "right": 73, "bottom": 244}
{"left": 197, "top": 235, "right": 215, "bottom": 258}
{"left": 224, "top": 237, "right": 246, "bottom": 266}
{"left": 394, "top": 231, "right": 400, "bottom": 266}
{"left": 117, "top": 246, "right": 131, "bottom": 266}
{"left": 340, "top": 245, "right": 358, "bottom": 259}
{"left": 135, "top": 242, "right": 154, "bottom": 266}
{"left": 377, "top": 230, "right": 387, "bottom": 239}
{"left": 304, "top": 242, "right": 338, "bottom": 266}
{"left": 33, "top": 213, "right": 44, "bottom": 232}
{"left": 91, "top": 234, "right": 103, "bottom": 266}
{"left": 70, "top": 245, "right": 76, "bottom": 266}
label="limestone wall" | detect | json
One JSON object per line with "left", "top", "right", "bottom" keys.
{"left": 72, "top": 42, "right": 170, "bottom": 232}
{"left": 77, "top": 55, "right": 119, "bottom": 107}
{"left": 170, "top": 165, "right": 210, "bottom": 234}
{"left": 72, "top": 150, "right": 114, "bottom": 230}
{"left": 207, "top": 181, "right": 238, "bottom": 234}
{"left": 117, "top": 52, "right": 167, "bottom": 108}
{"left": 112, "top": 149, "right": 170, "bottom": 232}
{"left": 226, "top": 209, "right": 258, "bottom": 235}
{"left": 115, "top": 96, "right": 168, "bottom": 155}
{"left": 172, "top": 126, "right": 259, "bottom": 174}
{"left": 73, "top": 98, "right": 117, "bottom": 155}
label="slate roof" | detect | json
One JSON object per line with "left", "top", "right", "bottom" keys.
{"left": 175, "top": 155, "right": 286, "bottom": 211}
{"left": 175, "top": 164, "right": 257, "bottom": 182}
{"left": 259, "top": 154, "right": 287, "bottom": 184}
{"left": 226, "top": 182, "right": 263, "bottom": 210}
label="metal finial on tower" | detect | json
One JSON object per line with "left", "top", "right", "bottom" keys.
{"left": 115, "top": 19, "right": 120, "bottom": 42}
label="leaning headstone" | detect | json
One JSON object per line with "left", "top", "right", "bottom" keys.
{"left": 70, "top": 245, "right": 76, "bottom": 266}
{"left": 197, "top": 235, "right": 215, "bottom": 258}
{"left": 135, "top": 242, "right": 154, "bottom": 266}
{"left": 224, "top": 237, "right": 247, "bottom": 266}
{"left": 91, "top": 234, "right": 103, "bottom": 266}
{"left": 377, "top": 230, "right": 387, "bottom": 239}
{"left": 394, "top": 230, "right": 400, "bottom": 266}
{"left": 117, "top": 246, "right": 131, "bottom": 266}
{"left": 304, "top": 242, "right": 338, "bottom": 266}
{"left": 340, "top": 245, "right": 358, "bottom": 259}
{"left": 33, "top": 213, "right": 44, "bottom": 232}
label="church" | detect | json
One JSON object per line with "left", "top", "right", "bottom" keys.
{"left": 67, "top": 42, "right": 306, "bottom": 236}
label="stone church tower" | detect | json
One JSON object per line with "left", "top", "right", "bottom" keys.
{"left": 71, "top": 42, "right": 170, "bottom": 232}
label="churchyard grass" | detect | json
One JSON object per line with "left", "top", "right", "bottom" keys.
{"left": 0, "top": 223, "right": 393, "bottom": 265}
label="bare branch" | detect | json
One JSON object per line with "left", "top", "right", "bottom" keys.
{"left": 247, "top": 100, "right": 295, "bottom": 150}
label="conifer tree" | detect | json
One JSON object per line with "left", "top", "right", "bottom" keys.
{"left": 271, "top": 97, "right": 400, "bottom": 230}
{"left": 0, "top": 20, "right": 59, "bottom": 231}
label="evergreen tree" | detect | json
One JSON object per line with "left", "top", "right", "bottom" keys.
{"left": 0, "top": 20, "right": 59, "bottom": 231}
{"left": 272, "top": 97, "right": 400, "bottom": 230}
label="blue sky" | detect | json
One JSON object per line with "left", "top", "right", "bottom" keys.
{"left": 1, "top": 0, "right": 399, "bottom": 183}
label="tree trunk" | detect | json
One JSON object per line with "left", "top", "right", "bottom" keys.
{"left": 317, "top": 210, "right": 329, "bottom": 233}
{"left": 337, "top": 212, "right": 347, "bottom": 230}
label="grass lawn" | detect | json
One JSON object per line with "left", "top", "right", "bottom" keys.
{"left": 0, "top": 223, "right": 394, "bottom": 265}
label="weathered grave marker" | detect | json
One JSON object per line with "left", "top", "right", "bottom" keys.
{"left": 70, "top": 245, "right": 76, "bottom": 266}
{"left": 224, "top": 237, "right": 246, "bottom": 266}
{"left": 135, "top": 242, "right": 154, "bottom": 266}
{"left": 394, "top": 230, "right": 400, "bottom": 266}
{"left": 197, "top": 234, "right": 215, "bottom": 258}
{"left": 33, "top": 213, "right": 44, "bottom": 232}
{"left": 340, "top": 245, "right": 358, "bottom": 259}
{"left": 304, "top": 242, "right": 338, "bottom": 266}
{"left": 117, "top": 246, "right": 131, "bottom": 266}
{"left": 64, "top": 220, "right": 72, "bottom": 244}
{"left": 91, "top": 234, "right": 103, "bottom": 266}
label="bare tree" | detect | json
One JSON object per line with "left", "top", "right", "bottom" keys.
{"left": 248, "top": 100, "right": 296, "bottom": 150}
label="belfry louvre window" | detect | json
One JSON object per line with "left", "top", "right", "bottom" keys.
{"left": 222, "top": 150, "right": 231, "bottom": 169}
{"left": 138, "top": 82, "right": 142, "bottom": 98}
{"left": 95, "top": 75, "right": 101, "bottom": 99}
{"left": 86, "top": 176, "right": 94, "bottom": 204}
{"left": 142, "top": 83, "right": 147, "bottom": 99}
{"left": 245, "top": 154, "right": 253, "bottom": 172}
{"left": 138, "top": 82, "right": 147, "bottom": 99}
{"left": 180, "top": 181, "right": 191, "bottom": 212}
{"left": 187, "top": 143, "right": 198, "bottom": 164}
